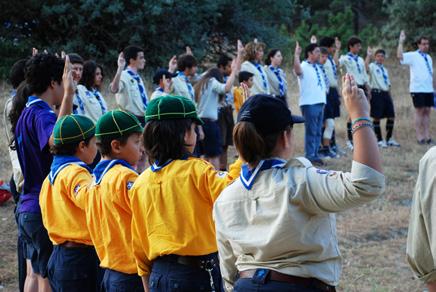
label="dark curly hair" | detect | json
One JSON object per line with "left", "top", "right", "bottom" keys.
{"left": 25, "top": 53, "right": 64, "bottom": 95}
{"left": 80, "top": 60, "right": 104, "bottom": 91}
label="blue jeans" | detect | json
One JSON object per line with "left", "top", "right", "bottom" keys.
{"left": 102, "top": 268, "right": 144, "bottom": 292}
{"left": 234, "top": 278, "right": 326, "bottom": 292}
{"left": 301, "top": 104, "right": 325, "bottom": 160}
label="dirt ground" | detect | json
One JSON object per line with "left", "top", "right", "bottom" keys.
{"left": 0, "top": 59, "right": 434, "bottom": 291}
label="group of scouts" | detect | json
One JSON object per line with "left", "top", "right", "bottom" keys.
{"left": 4, "top": 29, "right": 434, "bottom": 292}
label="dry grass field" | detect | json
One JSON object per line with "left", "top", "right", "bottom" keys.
{"left": 0, "top": 58, "right": 434, "bottom": 291}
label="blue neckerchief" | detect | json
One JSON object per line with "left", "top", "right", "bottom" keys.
{"left": 75, "top": 89, "right": 85, "bottom": 114}
{"left": 347, "top": 52, "right": 362, "bottom": 74}
{"left": 240, "top": 158, "right": 287, "bottom": 190}
{"left": 375, "top": 63, "right": 389, "bottom": 86}
{"left": 93, "top": 159, "right": 136, "bottom": 185}
{"left": 305, "top": 60, "right": 324, "bottom": 89}
{"left": 319, "top": 63, "right": 330, "bottom": 90}
{"left": 83, "top": 88, "right": 107, "bottom": 114}
{"left": 177, "top": 71, "right": 195, "bottom": 100}
{"left": 418, "top": 50, "right": 433, "bottom": 77}
{"left": 25, "top": 95, "right": 55, "bottom": 114}
{"left": 269, "top": 65, "right": 285, "bottom": 96}
{"left": 328, "top": 55, "right": 337, "bottom": 79}
{"left": 157, "top": 87, "right": 164, "bottom": 93}
{"left": 251, "top": 61, "right": 268, "bottom": 91}
{"left": 126, "top": 69, "right": 148, "bottom": 110}
{"left": 49, "top": 155, "right": 91, "bottom": 185}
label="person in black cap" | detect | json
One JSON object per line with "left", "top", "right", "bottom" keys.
{"left": 150, "top": 69, "right": 177, "bottom": 100}
{"left": 213, "top": 74, "right": 385, "bottom": 292}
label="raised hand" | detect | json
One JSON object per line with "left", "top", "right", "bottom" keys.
{"left": 341, "top": 74, "right": 370, "bottom": 119}
{"left": 367, "top": 46, "right": 373, "bottom": 57}
{"left": 168, "top": 55, "right": 177, "bottom": 73}
{"left": 399, "top": 30, "right": 406, "bottom": 43}
{"left": 117, "top": 52, "right": 126, "bottom": 69}
{"left": 61, "top": 51, "right": 66, "bottom": 59}
{"left": 186, "top": 46, "right": 193, "bottom": 56}
{"left": 310, "top": 35, "right": 317, "bottom": 44}
{"left": 32, "top": 48, "right": 38, "bottom": 56}
{"left": 295, "top": 41, "right": 302, "bottom": 56}
{"left": 335, "top": 37, "right": 341, "bottom": 50}
{"left": 63, "top": 55, "right": 76, "bottom": 97}
{"left": 237, "top": 39, "right": 244, "bottom": 55}
{"left": 162, "top": 75, "right": 171, "bottom": 93}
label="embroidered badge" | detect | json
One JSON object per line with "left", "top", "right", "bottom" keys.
{"left": 127, "top": 181, "right": 134, "bottom": 190}
{"left": 74, "top": 184, "right": 81, "bottom": 193}
{"left": 316, "top": 169, "right": 330, "bottom": 175}
{"left": 216, "top": 171, "right": 227, "bottom": 178}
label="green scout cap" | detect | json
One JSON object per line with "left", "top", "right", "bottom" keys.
{"left": 95, "top": 110, "right": 143, "bottom": 140}
{"left": 145, "top": 95, "right": 203, "bottom": 125}
{"left": 53, "top": 115, "right": 95, "bottom": 145}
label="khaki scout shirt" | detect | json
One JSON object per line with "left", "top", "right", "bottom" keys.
{"left": 171, "top": 75, "right": 195, "bottom": 101}
{"left": 324, "top": 56, "right": 339, "bottom": 88}
{"left": 368, "top": 63, "right": 391, "bottom": 92}
{"left": 213, "top": 158, "right": 385, "bottom": 291}
{"left": 407, "top": 147, "right": 436, "bottom": 283}
{"left": 339, "top": 54, "right": 369, "bottom": 86}
{"left": 115, "top": 70, "right": 147, "bottom": 117}
{"left": 264, "top": 65, "right": 288, "bottom": 97}
{"left": 241, "top": 61, "right": 270, "bottom": 96}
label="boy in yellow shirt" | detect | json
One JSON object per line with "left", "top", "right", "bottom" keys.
{"left": 39, "top": 114, "right": 99, "bottom": 291}
{"left": 234, "top": 71, "right": 254, "bottom": 113}
{"left": 130, "top": 95, "right": 242, "bottom": 291}
{"left": 83, "top": 110, "right": 144, "bottom": 291}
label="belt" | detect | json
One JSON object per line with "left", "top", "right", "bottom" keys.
{"left": 239, "top": 269, "right": 336, "bottom": 292}
{"left": 158, "top": 254, "right": 218, "bottom": 270}
{"left": 371, "top": 89, "right": 389, "bottom": 94}
{"left": 60, "top": 241, "right": 90, "bottom": 248}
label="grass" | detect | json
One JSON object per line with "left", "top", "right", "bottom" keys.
{"left": 0, "top": 58, "right": 434, "bottom": 291}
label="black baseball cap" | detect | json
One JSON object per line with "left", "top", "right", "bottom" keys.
{"left": 238, "top": 94, "right": 304, "bottom": 135}
{"left": 153, "top": 68, "right": 177, "bottom": 85}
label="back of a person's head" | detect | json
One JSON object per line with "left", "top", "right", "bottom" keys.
{"left": 347, "top": 36, "right": 362, "bottom": 51}
{"left": 239, "top": 71, "right": 254, "bottom": 83}
{"left": 194, "top": 67, "right": 223, "bottom": 102}
{"left": 217, "top": 54, "right": 232, "bottom": 69}
{"left": 9, "top": 82, "right": 32, "bottom": 148}
{"left": 68, "top": 53, "right": 84, "bottom": 65}
{"left": 9, "top": 59, "right": 28, "bottom": 89}
{"left": 80, "top": 60, "right": 101, "bottom": 90}
{"left": 177, "top": 54, "right": 197, "bottom": 72}
{"left": 304, "top": 44, "right": 318, "bottom": 59}
{"left": 25, "top": 53, "right": 64, "bottom": 95}
{"left": 319, "top": 37, "right": 335, "bottom": 48}
{"left": 124, "top": 45, "right": 144, "bottom": 65}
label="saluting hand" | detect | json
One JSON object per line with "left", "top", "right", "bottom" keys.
{"left": 367, "top": 46, "right": 373, "bottom": 57}
{"left": 63, "top": 55, "right": 76, "bottom": 97}
{"left": 32, "top": 47, "right": 38, "bottom": 56}
{"left": 310, "top": 35, "right": 317, "bottom": 44}
{"left": 399, "top": 30, "right": 406, "bottom": 43}
{"left": 117, "top": 52, "right": 126, "bottom": 69}
{"left": 168, "top": 55, "right": 177, "bottom": 73}
{"left": 295, "top": 41, "right": 302, "bottom": 56}
{"left": 186, "top": 46, "right": 193, "bottom": 56}
{"left": 335, "top": 37, "right": 341, "bottom": 50}
{"left": 342, "top": 74, "right": 370, "bottom": 120}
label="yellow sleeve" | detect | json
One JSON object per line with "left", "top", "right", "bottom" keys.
{"left": 115, "top": 170, "right": 138, "bottom": 213}
{"left": 233, "top": 87, "right": 242, "bottom": 113}
{"left": 130, "top": 183, "right": 153, "bottom": 276}
{"left": 68, "top": 168, "right": 93, "bottom": 210}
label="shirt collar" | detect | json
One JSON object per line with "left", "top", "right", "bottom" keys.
{"left": 150, "top": 154, "right": 190, "bottom": 172}
{"left": 25, "top": 95, "right": 53, "bottom": 111}
{"left": 240, "top": 158, "right": 287, "bottom": 190}
{"left": 93, "top": 159, "right": 136, "bottom": 184}
{"left": 49, "top": 155, "right": 91, "bottom": 185}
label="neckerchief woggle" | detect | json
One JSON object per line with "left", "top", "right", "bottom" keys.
{"left": 269, "top": 65, "right": 285, "bottom": 96}
{"left": 49, "top": 155, "right": 92, "bottom": 185}
{"left": 240, "top": 158, "right": 287, "bottom": 190}
{"left": 126, "top": 69, "right": 148, "bottom": 110}
{"left": 347, "top": 53, "right": 362, "bottom": 74}
{"left": 93, "top": 159, "right": 136, "bottom": 185}
{"left": 177, "top": 71, "right": 195, "bottom": 100}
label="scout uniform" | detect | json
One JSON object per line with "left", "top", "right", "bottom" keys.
{"left": 150, "top": 69, "right": 176, "bottom": 100}
{"left": 82, "top": 110, "right": 144, "bottom": 292}
{"left": 323, "top": 55, "right": 341, "bottom": 120}
{"left": 74, "top": 84, "right": 108, "bottom": 123}
{"left": 339, "top": 53, "right": 369, "bottom": 89}
{"left": 407, "top": 147, "right": 436, "bottom": 283}
{"left": 150, "top": 87, "right": 167, "bottom": 100}
{"left": 116, "top": 68, "right": 148, "bottom": 125}
{"left": 233, "top": 83, "right": 250, "bottom": 113}
{"left": 172, "top": 71, "right": 195, "bottom": 100}
{"left": 265, "top": 65, "right": 288, "bottom": 104}
{"left": 39, "top": 115, "right": 101, "bottom": 291}
{"left": 213, "top": 95, "right": 386, "bottom": 292}
{"left": 241, "top": 61, "right": 270, "bottom": 96}
{"left": 129, "top": 96, "right": 242, "bottom": 291}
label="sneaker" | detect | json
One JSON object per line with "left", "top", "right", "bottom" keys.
{"left": 332, "top": 145, "right": 347, "bottom": 157}
{"left": 327, "top": 148, "right": 338, "bottom": 158}
{"left": 387, "top": 138, "right": 400, "bottom": 147}
{"left": 318, "top": 147, "right": 334, "bottom": 159}
{"left": 378, "top": 140, "right": 388, "bottom": 148}
{"left": 427, "top": 139, "right": 434, "bottom": 145}
{"left": 345, "top": 140, "right": 354, "bottom": 151}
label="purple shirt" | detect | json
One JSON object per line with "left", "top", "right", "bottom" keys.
{"left": 16, "top": 96, "right": 56, "bottom": 213}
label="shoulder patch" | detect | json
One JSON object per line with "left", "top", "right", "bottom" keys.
{"left": 74, "top": 184, "right": 81, "bottom": 193}
{"left": 216, "top": 171, "right": 227, "bottom": 178}
{"left": 127, "top": 181, "right": 134, "bottom": 190}
{"left": 316, "top": 169, "right": 330, "bottom": 175}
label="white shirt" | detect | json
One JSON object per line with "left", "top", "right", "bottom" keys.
{"left": 150, "top": 88, "right": 168, "bottom": 100}
{"left": 197, "top": 78, "right": 226, "bottom": 120}
{"left": 297, "top": 61, "right": 327, "bottom": 106}
{"left": 241, "top": 61, "right": 270, "bottom": 96}
{"left": 401, "top": 51, "right": 434, "bottom": 93}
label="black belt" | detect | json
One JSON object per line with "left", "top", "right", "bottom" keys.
{"left": 371, "top": 89, "right": 389, "bottom": 94}
{"left": 157, "top": 254, "right": 218, "bottom": 270}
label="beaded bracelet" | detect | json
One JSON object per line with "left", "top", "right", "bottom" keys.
{"left": 351, "top": 117, "right": 372, "bottom": 127}
{"left": 352, "top": 121, "right": 373, "bottom": 134}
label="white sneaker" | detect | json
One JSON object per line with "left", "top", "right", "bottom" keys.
{"left": 378, "top": 140, "right": 388, "bottom": 148}
{"left": 387, "top": 138, "right": 401, "bottom": 147}
{"left": 345, "top": 140, "right": 354, "bottom": 151}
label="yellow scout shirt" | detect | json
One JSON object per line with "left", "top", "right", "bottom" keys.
{"left": 83, "top": 160, "right": 138, "bottom": 274}
{"left": 130, "top": 157, "right": 242, "bottom": 276}
{"left": 40, "top": 159, "right": 93, "bottom": 245}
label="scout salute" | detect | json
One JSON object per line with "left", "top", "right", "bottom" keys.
{"left": 265, "top": 48, "right": 288, "bottom": 105}
{"left": 241, "top": 40, "right": 270, "bottom": 95}
{"left": 397, "top": 30, "right": 435, "bottom": 144}
{"left": 171, "top": 54, "right": 198, "bottom": 100}
{"left": 150, "top": 68, "right": 175, "bottom": 100}
{"left": 339, "top": 36, "right": 371, "bottom": 150}
{"left": 82, "top": 110, "right": 144, "bottom": 291}
{"left": 233, "top": 71, "right": 254, "bottom": 113}
{"left": 365, "top": 48, "right": 400, "bottom": 148}
{"left": 110, "top": 46, "right": 148, "bottom": 126}
{"left": 39, "top": 115, "right": 99, "bottom": 291}
{"left": 213, "top": 75, "right": 385, "bottom": 292}
{"left": 130, "top": 95, "right": 242, "bottom": 291}
{"left": 12, "top": 54, "right": 75, "bottom": 292}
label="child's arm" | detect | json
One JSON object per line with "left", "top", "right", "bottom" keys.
{"left": 110, "top": 52, "right": 125, "bottom": 94}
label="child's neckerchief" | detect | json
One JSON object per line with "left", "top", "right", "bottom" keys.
{"left": 49, "top": 155, "right": 91, "bottom": 185}
{"left": 150, "top": 154, "right": 190, "bottom": 172}
{"left": 375, "top": 63, "right": 389, "bottom": 86}
{"left": 240, "top": 158, "right": 287, "bottom": 190}
{"left": 126, "top": 68, "right": 148, "bottom": 110}
{"left": 347, "top": 52, "right": 362, "bottom": 74}
{"left": 93, "top": 159, "right": 136, "bottom": 184}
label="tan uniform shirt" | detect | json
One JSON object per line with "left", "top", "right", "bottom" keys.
{"left": 74, "top": 85, "right": 108, "bottom": 123}
{"left": 339, "top": 54, "right": 369, "bottom": 86}
{"left": 115, "top": 70, "right": 147, "bottom": 117}
{"left": 368, "top": 63, "right": 391, "bottom": 92}
{"left": 213, "top": 158, "right": 385, "bottom": 291}
{"left": 407, "top": 147, "right": 436, "bottom": 283}
{"left": 324, "top": 56, "right": 339, "bottom": 88}
{"left": 241, "top": 61, "right": 270, "bottom": 96}
{"left": 171, "top": 74, "right": 195, "bottom": 101}
{"left": 264, "top": 65, "right": 288, "bottom": 97}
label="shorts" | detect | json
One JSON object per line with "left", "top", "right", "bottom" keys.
{"left": 18, "top": 212, "right": 53, "bottom": 277}
{"left": 324, "top": 87, "right": 341, "bottom": 119}
{"left": 218, "top": 105, "right": 234, "bottom": 147}
{"left": 47, "top": 245, "right": 102, "bottom": 292}
{"left": 411, "top": 92, "right": 434, "bottom": 108}
{"left": 201, "top": 119, "right": 223, "bottom": 157}
{"left": 370, "top": 90, "right": 395, "bottom": 119}
{"left": 102, "top": 269, "right": 144, "bottom": 292}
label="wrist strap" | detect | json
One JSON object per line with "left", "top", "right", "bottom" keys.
{"left": 352, "top": 117, "right": 371, "bottom": 126}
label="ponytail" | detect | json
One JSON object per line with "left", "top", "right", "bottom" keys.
{"left": 9, "top": 82, "right": 30, "bottom": 149}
